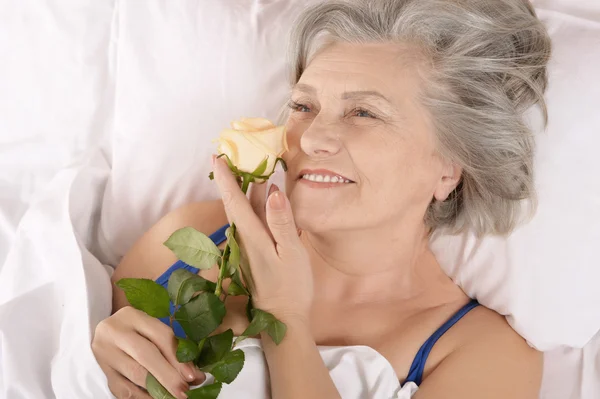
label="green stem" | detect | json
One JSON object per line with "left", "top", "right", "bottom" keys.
{"left": 215, "top": 174, "right": 252, "bottom": 297}
{"left": 215, "top": 223, "right": 235, "bottom": 297}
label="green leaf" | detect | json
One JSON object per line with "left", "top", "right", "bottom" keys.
{"left": 200, "top": 349, "right": 245, "bottom": 384}
{"left": 225, "top": 228, "right": 240, "bottom": 275}
{"left": 251, "top": 157, "right": 269, "bottom": 176}
{"left": 196, "top": 329, "right": 234, "bottom": 368}
{"left": 176, "top": 337, "right": 201, "bottom": 363}
{"left": 197, "top": 337, "right": 207, "bottom": 354}
{"left": 115, "top": 279, "right": 171, "bottom": 318}
{"left": 168, "top": 269, "right": 217, "bottom": 306}
{"left": 235, "top": 308, "right": 287, "bottom": 345}
{"left": 164, "top": 227, "right": 221, "bottom": 270}
{"left": 267, "top": 318, "right": 287, "bottom": 345}
{"left": 174, "top": 292, "right": 226, "bottom": 342}
{"left": 187, "top": 382, "right": 223, "bottom": 399}
{"left": 235, "top": 307, "right": 270, "bottom": 345}
{"left": 227, "top": 280, "right": 249, "bottom": 296}
{"left": 146, "top": 373, "right": 176, "bottom": 399}
{"left": 227, "top": 268, "right": 248, "bottom": 296}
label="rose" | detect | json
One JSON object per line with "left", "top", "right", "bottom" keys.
{"left": 116, "top": 117, "right": 290, "bottom": 399}
{"left": 215, "top": 117, "right": 288, "bottom": 183}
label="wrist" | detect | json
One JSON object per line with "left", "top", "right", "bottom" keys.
{"left": 260, "top": 313, "right": 312, "bottom": 344}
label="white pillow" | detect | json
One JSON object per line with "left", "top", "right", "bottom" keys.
{"left": 98, "top": 0, "right": 600, "bottom": 350}
{"left": 0, "top": 0, "right": 114, "bottom": 267}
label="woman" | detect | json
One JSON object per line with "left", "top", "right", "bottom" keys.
{"left": 92, "top": 0, "right": 551, "bottom": 398}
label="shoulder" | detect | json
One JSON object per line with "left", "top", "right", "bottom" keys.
{"left": 111, "top": 200, "right": 228, "bottom": 309}
{"left": 417, "top": 305, "right": 542, "bottom": 399}
{"left": 149, "top": 200, "right": 227, "bottom": 246}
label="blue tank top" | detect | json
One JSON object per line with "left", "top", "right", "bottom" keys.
{"left": 154, "top": 224, "right": 479, "bottom": 387}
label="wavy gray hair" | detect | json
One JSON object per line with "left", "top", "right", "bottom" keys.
{"left": 286, "top": 0, "right": 551, "bottom": 235}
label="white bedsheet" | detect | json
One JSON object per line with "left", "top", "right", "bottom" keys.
{"left": 0, "top": 0, "right": 598, "bottom": 398}
{"left": 0, "top": 149, "right": 114, "bottom": 398}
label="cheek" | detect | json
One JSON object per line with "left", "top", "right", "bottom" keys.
{"left": 367, "top": 136, "right": 441, "bottom": 198}
{"left": 283, "top": 119, "right": 306, "bottom": 158}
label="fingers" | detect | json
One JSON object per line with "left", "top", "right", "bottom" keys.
{"left": 268, "top": 184, "right": 280, "bottom": 198}
{"left": 105, "top": 346, "right": 149, "bottom": 388}
{"left": 249, "top": 181, "right": 268, "bottom": 224}
{"left": 131, "top": 310, "right": 202, "bottom": 383}
{"left": 266, "top": 189, "right": 302, "bottom": 255}
{"left": 105, "top": 368, "right": 153, "bottom": 399}
{"left": 122, "top": 332, "right": 190, "bottom": 399}
{"left": 93, "top": 307, "right": 205, "bottom": 399}
{"left": 212, "top": 156, "right": 271, "bottom": 243}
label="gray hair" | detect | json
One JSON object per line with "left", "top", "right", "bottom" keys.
{"left": 286, "top": 0, "right": 551, "bottom": 236}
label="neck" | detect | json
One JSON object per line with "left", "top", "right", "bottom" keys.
{"left": 302, "top": 218, "right": 443, "bottom": 306}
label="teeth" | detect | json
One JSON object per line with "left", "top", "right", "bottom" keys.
{"left": 301, "top": 174, "right": 351, "bottom": 183}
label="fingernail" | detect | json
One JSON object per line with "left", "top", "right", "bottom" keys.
{"left": 182, "top": 365, "right": 194, "bottom": 381}
{"left": 178, "top": 391, "right": 188, "bottom": 399}
{"left": 269, "top": 191, "right": 286, "bottom": 210}
{"left": 195, "top": 367, "right": 206, "bottom": 379}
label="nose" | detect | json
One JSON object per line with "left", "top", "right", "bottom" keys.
{"left": 300, "top": 121, "right": 342, "bottom": 158}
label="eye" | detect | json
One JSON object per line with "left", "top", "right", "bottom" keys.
{"left": 288, "top": 101, "right": 312, "bottom": 113}
{"left": 351, "top": 108, "right": 377, "bottom": 119}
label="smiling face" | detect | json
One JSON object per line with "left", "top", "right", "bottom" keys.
{"left": 283, "top": 42, "right": 462, "bottom": 234}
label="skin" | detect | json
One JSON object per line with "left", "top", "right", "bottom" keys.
{"left": 95, "top": 42, "right": 542, "bottom": 399}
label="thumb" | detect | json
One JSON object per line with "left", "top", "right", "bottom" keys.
{"left": 265, "top": 189, "right": 300, "bottom": 252}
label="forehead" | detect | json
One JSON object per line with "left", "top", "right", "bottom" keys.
{"left": 297, "top": 41, "right": 426, "bottom": 99}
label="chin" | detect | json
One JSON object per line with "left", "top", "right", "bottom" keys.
{"left": 289, "top": 195, "right": 337, "bottom": 233}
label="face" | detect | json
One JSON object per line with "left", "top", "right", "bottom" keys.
{"left": 284, "top": 42, "right": 461, "bottom": 234}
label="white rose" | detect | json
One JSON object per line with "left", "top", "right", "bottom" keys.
{"left": 216, "top": 117, "right": 288, "bottom": 182}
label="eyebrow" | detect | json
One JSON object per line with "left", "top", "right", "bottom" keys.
{"left": 293, "top": 83, "right": 392, "bottom": 104}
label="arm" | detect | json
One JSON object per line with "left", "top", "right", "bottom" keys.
{"left": 95, "top": 201, "right": 227, "bottom": 398}
{"left": 414, "top": 313, "right": 542, "bottom": 399}
{"left": 111, "top": 200, "right": 227, "bottom": 312}
{"left": 261, "top": 318, "right": 341, "bottom": 399}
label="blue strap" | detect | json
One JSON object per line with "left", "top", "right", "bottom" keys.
{"left": 155, "top": 223, "right": 230, "bottom": 338}
{"left": 209, "top": 223, "right": 230, "bottom": 246}
{"left": 404, "top": 300, "right": 480, "bottom": 386}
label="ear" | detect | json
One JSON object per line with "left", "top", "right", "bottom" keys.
{"left": 434, "top": 161, "right": 462, "bottom": 202}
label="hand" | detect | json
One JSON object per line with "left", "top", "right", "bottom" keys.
{"left": 92, "top": 306, "right": 205, "bottom": 399}
{"left": 212, "top": 156, "right": 314, "bottom": 325}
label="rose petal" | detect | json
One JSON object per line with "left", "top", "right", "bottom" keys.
{"left": 217, "top": 138, "right": 239, "bottom": 165}
{"left": 219, "top": 130, "right": 273, "bottom": 174}
{"left": 231, "top": 120, "right": 259, "bottom": 132}
{"left": 240, "top": 117, "right": 275, "bottom": 130}
{"left": 243, "top": 126, "right": 287, "bottom": 157}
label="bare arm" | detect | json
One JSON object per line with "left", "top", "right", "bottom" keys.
{"left": 94, "top": 201, "right": 228, "bottom": 398}
{"left": 414, "top": 311, "right": 542, "bottom": 399}
{"left": 110, "top": 200, "right": 228, "bottom": 312}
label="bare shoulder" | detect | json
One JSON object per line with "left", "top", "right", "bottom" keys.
{"left": 111, "top": 200, "right": 228, "bottom": 311}
{"left": 417, "top": 305, "right": 542, "bottom": 399}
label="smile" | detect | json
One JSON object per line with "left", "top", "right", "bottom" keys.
{"left": 300, "top": 174, "right": 352, "bottom": 184}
